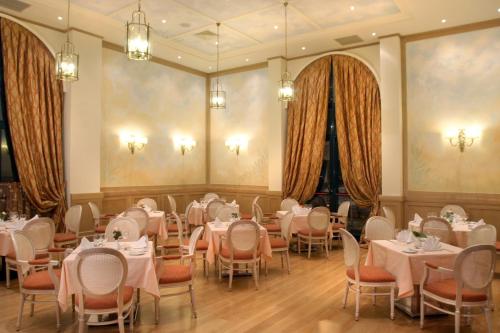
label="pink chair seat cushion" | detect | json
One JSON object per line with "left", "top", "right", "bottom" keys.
{"left": 167, "top": 224, "right": 179, "bottom": 232}
{"left": 270, "top": 238, "right": 288, "bottom": 249}
{"left": 265, "top": 224, "right": 281, "bottom": 232}
{"left": 95, "top": 225, "right": 106, "bottom": 233}
{"left": 240, "top": 213, "right": 253, "bottom": 220}
{"left": 54, "top": 232, "right": 76, "bottom": 242}
{"left": 23, "top": 270, "right": 61, "bottom": 290}
{"left": 159, "top": 265, "right": 191, "bottom": 284}
{"left": 495, "top": 241, "right": 500, "bottom": 251}
{"left": 220, "top": 246, "right": 260, "bottom": 260}
{"left": 331, "top": 223, "right": 344, "bottom": 230}
{"left": 76, "top": 286, "right": 134, "bottom": 309}
{"left": 298, "top": 228, "right": 326, "bottom": 237}
{"left": 346, "top": 266, "right": 396, "bottom": 283}
{"left": 424, "top": 279, "right": 487, "bottom": 302}
{"left": 183, "top": 239, "right": 209, "bottom": 251}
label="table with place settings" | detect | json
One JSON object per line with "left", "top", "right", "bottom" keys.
{"left": 408, "top": 219, "right": 483, "bottom": 248}
{"left": 118, "top": 210, "right": 168, "bottom": 240}
{"left": 188, "top": 201, "right": 240, "bottom": 226}
{"left": 0, "top": 219, "right": 30, "bottom": 256}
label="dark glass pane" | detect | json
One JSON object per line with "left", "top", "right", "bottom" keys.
{"left": 0, "top": 129, "right": 15, "bottom": 181}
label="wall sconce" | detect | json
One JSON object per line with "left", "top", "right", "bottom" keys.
{"left": 446, "top": 127, "right": 480, "bottom": 152}
{"left": 120, "top": 133, "right": 148, "bottom": 154}
{"left": 174, "top": 136, "right": 196, "bottom": 155}
{"left": 225, "top": 136, "right": 248, "bottom": 156}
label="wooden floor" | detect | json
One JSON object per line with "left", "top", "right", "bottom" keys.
{"left": 0, "top": 248, "right": 498, "bottom": 333}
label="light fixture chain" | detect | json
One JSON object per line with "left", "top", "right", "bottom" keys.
{"left": 284, "top": 1, "right": 288, "bottom": 72}
{"left": 66, "top": 0, "right": 70, "bottom": 41}
{"left": 216, "top": 22, "right": 220, "bottom": 86}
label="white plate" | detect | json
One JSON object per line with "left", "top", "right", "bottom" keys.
{"left": 402, "top": 248, "right": 418, "bottom": 254}
{"left": 128, "top": 250, "right": 146, "bottom": 256}
{"left": 422, "top": 246, "right": 442, "bottom": 252}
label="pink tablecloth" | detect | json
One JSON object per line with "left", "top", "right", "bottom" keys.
{"left": 276, "top": 211, "right": 332, "bottom": 234}
{"left": 0, "top": 231, "right": 13, "bottom": 256}
{"left": 366, "top": 240, "right": 461, "bottom": 298}
{"left": 58, "top": 241, "right": 159, "bottom": 311}
{"left": 408, "top": 220, "right": 472, "bottom": 248}
{"left": 188, "top": 204, "right": 240, "bottom": 225}
{"left": 203, "top": 222, "right": 272, "bottom": 264}
{"left": 119, "top": 211, "right": 168, "bottom": 240}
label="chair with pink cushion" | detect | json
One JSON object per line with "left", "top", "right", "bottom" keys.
{"left": 297, "top": 206, "right": 330, "bottom": 259}
{"left": 421, "top": 217, "right": 453, "bottom": 244}
{"left": 75, "top": 248, "right": 135, "bottom": 333}
{"left": 266, "top": 211, "right": 294, "bottom": 274}
{"left": 339, "top": 228, "right": 396, "bottom": 321}
{"left": 88, "top": 201, "right": 114, "bottom": 235}
{"left": 254, "top": 202, "right": 281, "bottom": 236}
{"left": 54, "top": 205, "right": 82, "bottom": 248}
{"left": 12, "top": 230, "right": 62, "bottom": 330}
{"left": 365, "top": 216, "right": 395, "bottom": 241}
{"left": 206, "top": 199, "right": 225, "bottom": 222}
{"left": 420, "top": 244, "right": 495, "bottom": 333}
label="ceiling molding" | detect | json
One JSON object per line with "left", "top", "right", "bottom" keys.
{"left": 287, "top": 41, "right": 380, "bottom": 61}
{"left": 208, "top": 61, "right": 267, "bottom": 78}
{"left": 0, "top": 10, "right": 65, "bottom": 33}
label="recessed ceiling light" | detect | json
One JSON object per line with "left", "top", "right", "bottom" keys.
{"left": 57, "top": 16, "right": 63, "bottom": 21}
{"left": 273, "top": 25, "right": 279, "bottom": 30}
{"left": 161, "top": 19, "right": 166, "bottom": 24}
{"left": 441, "top": 18, "right": 447, "bottom": 23}
{"left": 245, "top": 58, "right": 249, "bottom": 62}
{"left": 371, "top": 32, "right": 377, "bottom": 36}
{"left": 301, "top": 46, "right": 306, "bottom": 50}
{"left": 177, "top": 55, "right": 182, "bottom": 60}
{"left": 349, "top": 5, "right": 355, "bottom": 11}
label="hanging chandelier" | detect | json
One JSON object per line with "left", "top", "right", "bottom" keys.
{"left": 278, "top": 1, "right": 294, "bottom": 103}
{"left": 210, "top": 23, "right": 226, "bottom": 110}
{"left": 125, "top": 0, "right": 151, "bottom": 61}
{"left": 56, "top": 0, "right": 79, "bottom": 81}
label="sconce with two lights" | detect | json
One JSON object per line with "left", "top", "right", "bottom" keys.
{"left": 225, "top": 136, "right": 248, "bottom": 156}
{"left": 445, "top": 127, "right": 480, "bottom": 152}
{"left": 121, "top": 133, "right": 148, "bottom": 154}
{"left": 174, "top": 136, "right": 196, "bottom": 156}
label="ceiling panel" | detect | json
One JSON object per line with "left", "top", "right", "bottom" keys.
{"left": 174, "top": 0, "right": 278, "bottom": 21}
{"left": 72, "top": 0, "right": 137, "bottom": 15}
{"left": 291, "top": 0, "right": 400, "bottom": 29}
{"left": 225, "top": 4, "right": 318, "bottom": 43}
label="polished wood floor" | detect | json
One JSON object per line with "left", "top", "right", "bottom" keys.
{"left": 0, "top": 248, "right": 498, "bottom": 333}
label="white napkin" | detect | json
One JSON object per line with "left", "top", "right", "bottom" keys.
{"left": 80, "top": 237, "right": 92, "bottom": 250}
{"left": 143, "top": 205, "right": 152, "bottom": 213}
{"left": 396, "top": 230, "right": 413, "bottom": 243}
{"left": 422, "top": 236, "right": 440, "bottom": 251}
{"left": 413, "top": 213, "right": 423, "bottom": 225}
{"left": 132, "top": 235, "right": 148, "bottom": 248}
{"left": 471, "top": 219, "right": 485, "bottom": 229}
{"left": 192, "top": 200, "right": 200, "bottom": 207}
{"left": 214, "top": 217, "right": 221, "bottom": 223}
{"left": 29, "top": 214, "right": 39, "bottom": 221}
{"left": 229, "top": 200, "right": 237, "bottom": 206}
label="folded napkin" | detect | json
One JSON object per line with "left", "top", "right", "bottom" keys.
{"left": 229, "top": 200, "right": 237, "bottom": 206}
{"left": 80, "top": 237, "right": 92, "bottom": 250}
{"left": 471, "top": 219, "right": 485, "bottom": 229}
{"left": 132, "top": 235, "right": 148, "bottom": 248}
{"left": 143, "top": 205, "right": 152, "bottom": 213}
{"left": 413, "top": 213, "right": 423, "bottom": 225}
{"left": 29, "top": 214, "right": 39, "bottom": 221}
{"left": 214, "top": 217, "right": 221, "bottom": 223}
{"left": 396, "top": 229, "right": 413, "bottom": 243}
{"left": 422, "top": 236, "right": 440, "bottom": 251}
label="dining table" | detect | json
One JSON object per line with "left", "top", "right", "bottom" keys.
{"left": 188, "top": 201, "right": 240, "bottom": 226}
{"left": 0, "top": 219, "right": 30, "bottom": 256}
{"left": 408, "top": 219, "right": 483, "bottom": 248}
{"left": 366, "top": 239, "right": 462, "bottom": 316}
{"left": 118, "top": 210, "right": 168, "bottom": 240}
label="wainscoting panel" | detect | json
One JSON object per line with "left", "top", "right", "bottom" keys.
{"left": 379, "top": 195, "right": 405, "bottom": 230}
{"left": 70, "top": 192, "right": 104, "bottom": 236}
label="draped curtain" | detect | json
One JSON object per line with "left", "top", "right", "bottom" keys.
{"left": 333, "top": 55, "right": 381, "bottom": 214}
{"left": 0, "top": 18, "right": 66, "bottom": 224}
{"left": 283, "top": 56, "right": 331, "bottom": 202}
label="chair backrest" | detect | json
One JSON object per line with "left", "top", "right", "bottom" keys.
{"left": 468, "top": 224, "right": 497, "bottom": 246}
{"left": 365, "top": 216, "right": 395, "bottom": 241}
{"left": 137, "top": 197, "right": 158, "bottom": 211}
{"left": 88, "top": 202, "right": 100, "bottom": 225}
{"left": 440, "top": 204, "right": 467, "bottom": 219}
{"left": 339, "top": 228, "right": 360, "bottom": 274}
{"left": 338, "top": 201, "right": 351, "bottom": 217}
{"left": 280, "top": 212, "right": 294, "bottom": 242}
{"left": 167, "top": 195, "right": 177, "bottom": 213}
{"left": 186, "top": 226, "right": 204, "bottom": 257}
{"left": 226, "top": 220, "right": 260, "bottom": 259}
{"left": 203, "top": 193, "right": 219, "bottom": 201}
{"left": 105, "top": 217, "right": 141, "bottom": 242}
{"left": 454, "top": 244, "right": 495, "bottom": 295}
{"left": 171, "top": 212, "right": 184, "bottom": 242}
{"left": 421, "top": 217, "right": 453, "bottom": 243}
{"left": 11, "top": 231, "right": 36, "bottom": 276}
{"left": 251, "top": 196, "right": 260, "bottom": 216}
{"left": 253, "top": 203, "right": 264, "bottom": 223}
{"left": 76, "top": 248, "right": 127, "bottom": 304}
{"left": 206, "top": 199, "right": 225, "bottom": 221}
{"left": 184, "top": 201, "right": 194, "bottom": 225}
{"left": 65, "top": 205, "right": 83, "bottom": 234}
{"left": 382, "top": 206, "right": 396, "bottom": 228}
{"left": 216, "top": 206, "right": 233, "bottom": 222}
{"left": 280, "top": 198, "right": 299, "bottom": 212}
{"left": 307, "top": 207, "right": 330, "bottom": 232}
{"left": 124, "top": 207, "right": 149, "bottom": 233}
{"left": 22, "top": 217, "right": 55, "bottom": 254}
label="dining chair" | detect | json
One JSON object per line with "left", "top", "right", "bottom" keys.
{"left": 468, "top": 224, "right": 497, "bottom": 246}
{"left": 137, "top": 197, "right": 158, "bottom": 211}
{"left": 420, "top": 244, "right": 495, "bottom": 333}
{"left": 216, "top": 206, "right": 233, "bottom": 221}
{"left": 440, "top": 204, "right": 467, "bottom": 219}
{"left": 421, "top": 217, "right": 453, "bottom": 244}
{"left": 203, "top": 192, "right": 219, "bottom": 201}
{"left": 124, "top": 207, "right": 149, "bottom": 235}
{"left": 241, "top": 196, "right": 260, "bottom": 220}
{"left": 382, "top": 206, "right": 396, "bottom": 229}
{"left": 297, "top": 206, "right": 330, "bottom": 259}
{"left": 155, "top": 226, "right": 204, "bottom": 323}
{"left": 104, "top": 217, "right": 141, "bottom": 242}
{"left": 184, "top": 201, "right": 194, "bottom": 232}
{"left": 218, "top": 220, "right": 261, "bottom": 290}
{"left": 280, "top": 197, "right": 299, "bottom": 212}
{"left": 330, "top": 201, "right": 351, "bottom": 248}
{"left": 88, "top": 201, "right": 114, "bottom": 236}
{"left": 266, "top": 212, "right": 294, "bottom": 274}
{"left": 164, "top": 195, "right": 180, "bottom": 237}
{"left": 254, "top": 202, "right": 281, "bottom": 236}
{"left": 339, "top": 228, "right": 396, "bottom": 321}
{"left": 54, "top": 205, "right": 83, "bottom": 248}
{"left": 206, "top": 199, "right": 225, "bottom": 222}
{"left": 12, "top": 230, "right": 61, "bottom": 330}
{"left": 75, "top": 248, "right": 135, "bottom": 333}
{"left": 365, "top": 216, "right": 395, "bottom": 241}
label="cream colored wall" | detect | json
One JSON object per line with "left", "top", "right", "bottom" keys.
{"left": 101, "top": 48, "right": 206, "bottom": 187}
{"left": 210, "top": 68, "right": 269, "bottom": 186}
{"left": 406, "top": 27, "right": 500, "bottom": 194}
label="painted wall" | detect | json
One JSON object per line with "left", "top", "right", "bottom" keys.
{"left": 406, "top": 27, "right": 500, "bottom": 194}
{"left": 210, "top": 68, "right": 269, "bottom": 186}
{"left": 101, "top": 48, "right": 206, "bottom": 187}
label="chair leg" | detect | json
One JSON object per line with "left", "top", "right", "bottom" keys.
{"left": 355, "top": 287, "right": 360, "bottom": 321}
{"left": 298, "top": 237, "right": 301, "bottom": 255}
{"left": 420, "top": 293, "right": 425, "bottom": 328}
{"left": 129, "top": 301, "right": 135, "bottom": 331}
{"left": 189, "top": 285, "right": 197, "bottom": 318}
{"left": 286, "top": 251, "right": 291, "bottom": 274}
{"left": 280, "top": 253, "right": 284, "bottom": 268}
{"left": 78, "top": 312, "right": 85, "bottom": 333}
{"left": 16, "top": 294, "right": 25, "bottom": 331}
{"left": 253, "top": 262, "right": 259, "bottom": 290}
{"left": 454, "top": 309, "right": 460, "bottom": 333}
{"left": 118, "top": 314, "right": 125, "bottom": 333}
{"left": 485, "top": 306, "right": 492, "bottom": 333}
{"left": 154, "top": 297, "right": 159, "bottom": 324}
{"left": 30, "top": 295, "right": 35, "bottom": 316}
{"left": 372, "top": 288, "right": 376, "bottom": 305}
{"left": 343, "top": 281, "right": 349, "bottom": 309}
{"left": 324, "top": 238, "right": 329, "bottom": 258}
{"left": 218, "top": 260, "right": 222, "bottom": 282}
{"left": 307, "top": 239, "right": 312, "bottom": 259}
{"left": 390, "top": 287, "right": 394, "bottom": 320}
{"left": 265, "top": 260, "right": 268, "bottom": 276}
{"left": 55, "top": 302, "right": 61, "bottom": 330}
{"left": 228, "top": 265, "right": 234, "bottom": 290}
{"left": 6, "top": 262, "right": 10, "bottom": 288}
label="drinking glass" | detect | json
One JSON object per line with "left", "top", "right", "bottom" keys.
{"left": 9, "top": 211, "right": 18, "bottom": 221}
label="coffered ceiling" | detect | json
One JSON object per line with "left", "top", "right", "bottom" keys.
{"left": 0, "top": 0, "right": 499, "bottom": 72}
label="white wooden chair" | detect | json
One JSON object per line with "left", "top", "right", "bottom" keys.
{"left": 420, "top": 244, "right": 496, "bottom": 333}
{"left": 206, "top": 199, "right": 225, "bottom": 222}
{"left": 123, "top": 207, "right": 149, "bottom": 236}
{"left": 421, "top": 217, "right": 453, "bottom": 244}
{"left": 365, "top": 216, "right": 395, "bottom": 241}
{"left": 75, "top": 248, "right": 135, "bottom": 333}
{"left": 203, "top": 193, "right": 219, "bottom": 201}
{"left": 440, "top": 204, "right": 467, "bottom": 219}
{"left": 254, "top": 202, "right": 281, "bottom": 236}
{"left": 339, "top": 228, "right": 396, "bottom": 321}
{"left": 297, "top": 207, "right": 330, "bottom": 259}
{"left": 382, "top": 206, "right": 396, "bottom": 229}
{"left": 280, "top": 197, "right": 299, "bottom": 212}
{"left": 331, "top": 201, "right": 351, "bottom": 247}
{"left": 267, "top": 212, "right": 294, "bottom": 274}
{"left": 218, "top": 220, "right": 261, "bottom": 290}
{"left": 12, "top": 230, "right": 61, "bottom": 330}
{"left": 468, "top": 224, "right": 496, "bottom": 246}
{"left": 155, "top": 226, "right": 204, "bottom": 323}
{"left": 104, "top": 217, "right": 141, "bottom": 242}
{"left": 88, "top": 202, "right": 107, "bottom": 235}
{"left": 216, "top": 206, "right": 233, "bottom": 221}
{"left": 54, "top": 205, "right": 82, "bottom": 248}
{"left": 137, "top": 197, "right": 158, "bottom": 211}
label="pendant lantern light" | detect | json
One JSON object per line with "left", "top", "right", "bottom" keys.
{"left": 56, "top": 0, "right": 79, "bottom": 81}
{"left": 209, "top": 23, "right": 226, "bottom": 110}
{"left": 125, "top": 0, "right": 152, "bottom": 61}
{"left": 278, "top": 1, "right": 294, "bottom": 104}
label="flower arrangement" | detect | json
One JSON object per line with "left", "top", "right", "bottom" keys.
{"left": 0, "top": 211, "right": 7, "bottom": 221}
{"left": 112, "top": 228, "right": 123, "bottom": 241}
{"left": 442, "top": 210, "right": 454, "bottom": 223}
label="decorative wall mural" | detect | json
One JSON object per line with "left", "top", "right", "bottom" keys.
{"left": 406, "top": 27, "right": 500, "bottom": 193}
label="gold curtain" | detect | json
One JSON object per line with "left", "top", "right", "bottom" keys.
{"left": 283, "top": 56, "right": 331, "bottom": 202}
{"left": 0, "top": 18, "right": 66, "bottom": 224}
{"left": 333, "top": 55, "right": 381, "bottom": 214}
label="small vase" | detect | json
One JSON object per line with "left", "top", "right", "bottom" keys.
{"left": 115, "top": 239, "right": 120, "bottom": 250}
